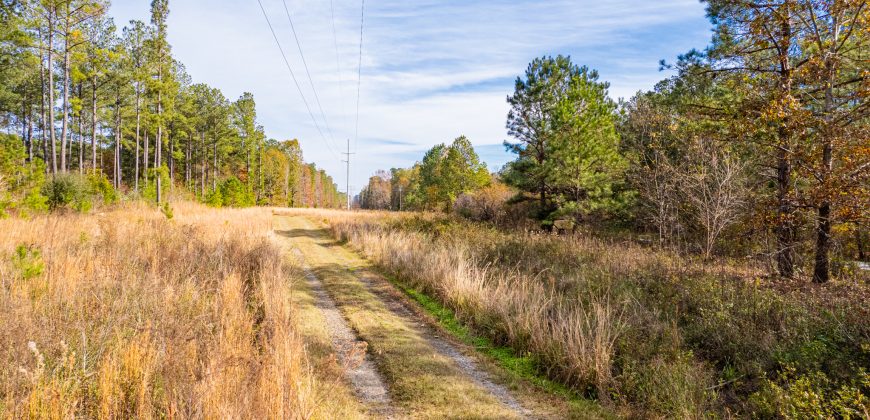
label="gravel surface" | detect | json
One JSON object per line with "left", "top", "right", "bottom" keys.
{"left": 356, "top": 273, "right": 531, "bottom": 419}
{"left": 292, "top": 249, "right": 394, "bottom": 418}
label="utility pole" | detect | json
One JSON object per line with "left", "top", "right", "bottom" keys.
{"left": 398, "top": 184, "right": 403, "bottom": 211}
{"left": 342, "top": 138, "right": 355, "bottom": 210}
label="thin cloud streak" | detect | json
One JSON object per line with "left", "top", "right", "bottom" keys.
{"left": 109, "top": 0, "right": 711, "bottom": 191}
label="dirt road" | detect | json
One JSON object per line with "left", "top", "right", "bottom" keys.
{"left": 275, "top": 215, "right": 529, "bottom": 419}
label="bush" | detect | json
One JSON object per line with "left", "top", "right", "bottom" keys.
{"left": 86, "top": 170, "right": 118, "bottom": 205}
{"left": 205, "top": 187, "right": 223, "bottom": 207}
{"left": 205, "top": 177, "right": 255, "bottom": 208}
{"left": 43, "top": 173, "right": 91, "bottom": 212}
{"left": 160, "top": 202, "right": 174, "bottom": 219}
{"left": 42, "top": 171, "right": 117, "bottom": 213}
{"left": 12, "top": 243, "right": 44, "bottom": 280}
{"left": 0, "top": 134, "right": 47, "bottom": 217}
{"left": 751, "top": 365, "right": 870, "bottom": 418}
{"left": 454, "top": 181, "right": 513, "bottom": 223}
{"left": 220, "top": 177, "right": 255, "bottom": 207}
{"left": 142, "top": 165, "right": 170, "bottom": 202}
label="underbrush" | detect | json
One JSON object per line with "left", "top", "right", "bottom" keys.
{"left": 0, "top": 202, "right": 319, "bottom": 418}
{"left": 294, "top": 209, "right": 869, "bottom": 417}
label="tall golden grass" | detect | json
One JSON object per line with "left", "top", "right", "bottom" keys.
{"left": 297, "top": 209, "right": 629, "bottom": 397}
{"left": 292, "top": 208, "right": 868, "bottom": 417}
{"left": 0, "top": 202, "right": 318, "bottom": 418}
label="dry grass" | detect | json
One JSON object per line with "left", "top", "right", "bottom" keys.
{"left": 0, "top": 201, "right": 323, "bottom": 418}
{"left": 276, "top": 215, "right": 523, "bottom": 419}
{"left": 285, "top": 208, "right": 869, "bottom": 417}
{"left": 292, "top": 209, "right": 628, "bottom": 397}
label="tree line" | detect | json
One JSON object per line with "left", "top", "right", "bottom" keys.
{"left": 359, "top": 0, "right": 868, "bottom": 283}
{"left": 358, "top": 135, "right": 492, "bottom": 212}
{"left": 0, "top": 0, "right": 346, "bottom": 211}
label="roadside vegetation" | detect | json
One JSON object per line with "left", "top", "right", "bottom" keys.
{"left": 304, "top": 208, "right": 869, "bottom": 417}
{"left": 0, "top": 202, "right": 336, "bottom": 417}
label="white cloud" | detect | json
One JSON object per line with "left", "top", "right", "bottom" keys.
{"left": 109, "top": 0, "right": 711, "bottom": 190}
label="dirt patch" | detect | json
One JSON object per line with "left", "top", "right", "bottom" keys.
{"left": 291, "top": 249, "right": 394, "bottom": 418}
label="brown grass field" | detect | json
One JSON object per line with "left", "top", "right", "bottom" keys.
{"left": 0, "top": 202, "right": 331, "bottom": 418}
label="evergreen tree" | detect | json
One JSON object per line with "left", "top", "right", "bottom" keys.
{"left": 504, "top": 55, "right": 627, "bottom": 221}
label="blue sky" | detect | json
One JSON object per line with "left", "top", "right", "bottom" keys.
{"left": 109, "top": 0, "right": 712, "bottom": 194}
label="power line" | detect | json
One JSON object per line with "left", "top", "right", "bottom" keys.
{"left": 353, "top": 0, "right": 365, "bottom": 154}
{"left": 280, "top": 0, "right": 341, "bottom": 153}
{"left": 255, "top": 0, "right": 340, "bottom": 161}
{"left": 329, "top": 0, "right": 344, "bottom": 125}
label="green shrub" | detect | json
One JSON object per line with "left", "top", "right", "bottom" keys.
{"left": 0, "top": 134, "right": 48, "bottom": 217}
{"left": 220, "top": 177, "right": 255, "bottom": 207}
{"left": 12, "top": 244, "right": 44, "bottom": 280}
{"left": 751, "top": 365, "right": 869, "bottom": 419}
{"left": 86, "top": 170, "right": 118, "bottom": 205}
{"left": 205, "top": 187, "right": 223, "bottom": 207}
{"left": 142, "top": 165, "right": 170, "bottom": 203}
{"left": 160, "top": 202, "right": 174, "bottom": 219}
{"left": 42, "top": 173, "right": 91, "bottom": 212}
{"left": 42, "top": 171, "right": 117, "bottom": 213}
{"left": 204, "top": 177, "right": 255, "bottom": 208}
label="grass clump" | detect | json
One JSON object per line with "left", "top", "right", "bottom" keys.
{"left": 393, "top": 277, "right": 606, "bottom": 416}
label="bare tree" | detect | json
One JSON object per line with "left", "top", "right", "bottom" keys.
{"left": 635, "top": 151, "right": 683, "bottom": 246}
{"left": 681, "top": 140, "right": 748, "bottom": 259}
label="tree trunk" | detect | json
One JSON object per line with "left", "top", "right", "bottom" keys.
{"left": 114, "top": 96, "right": 122, "bottom": 188}
{"left": 26, "top": 104, "right": 33, "bottom": 162}
{"left": 78, "top": 84, "right": 84, "bottom": 173}
{"left": 47, "top": 16, "right": 57, "bottom": 175}
{"left": 91, "top": 77, "right": 97, "bottom": 171}
{"left": 245, "top": 138, "right": 250, "bottom": 186}
{"left": 169, "top": 134, "right": 174, "bottom": 186}
{"left": 39, "top": 35, "right": 48, "bottom": 168}
{"left": 144, "top": 130, "right": 149, "bottom": 188}
{"left": 774, "top": 3, "right": 795, "bottom": 278}
{"left": 135, "top": 87, "right": 141, "bottom": 193}
{"left": 21, "top": 100, "right": 29, "bottom": 161}
{"left": 201, "top": 133, "right": 207, "bottom": 195}
{"left": 61, "top": 25, "right": 71, "bottom": 172}
{"left": 213, "top": 139, "right": 217, "bottom": 191}
{"left": 812, "top": 12, "right": 840, "bottom": 284}
{"left": 185, "top": 137, "right": 191, "bottom": 190}
{"left": 156, "top": 72, "right": 162, "bottom": 204}
{"left": 257, "top": 141, "right": 263, "bottom": 202}
{"left": 186, "top": 136, "right": 191, "bottom": 187}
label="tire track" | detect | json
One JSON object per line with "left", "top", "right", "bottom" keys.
{"left": 354, "top": 272, "right": 532, "bottom": 419}
{"left": 291, "top": 249, "right": 394, "bottom": 418}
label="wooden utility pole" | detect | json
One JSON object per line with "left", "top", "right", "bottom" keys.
{"left": 342, "top": 138, "right": 354, "bottom": 210}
